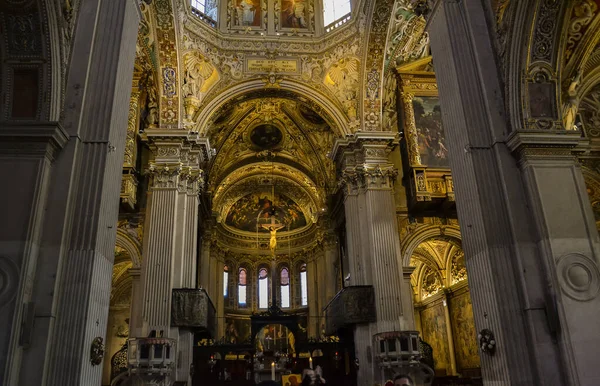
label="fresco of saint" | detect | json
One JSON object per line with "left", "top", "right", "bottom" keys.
{"left": 281, "top": 0, "right": 308, "bottom": 29}
{"left": 234, "top": 0, "right": 261, "bottom": 27}
{"left": 412, "top": 96, "right": 449, "bottom": 168}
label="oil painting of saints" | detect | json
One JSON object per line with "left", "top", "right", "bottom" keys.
{"left": 234, "top": 0, "right": 262, "bottom": 27}
{"left": 412, "top": 96, "right": 449, "bottom": 168}
{"left": 281, "top": 0, "right": 308, "bottom": 29}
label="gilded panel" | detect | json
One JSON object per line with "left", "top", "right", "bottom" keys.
{"left": 419, "top": 301, "right": 449, "bottom": 372}
{"left": 449, "top": 291, "right": 480, "bottom": 371}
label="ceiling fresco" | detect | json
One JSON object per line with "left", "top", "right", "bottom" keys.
{"left": 224, "top": 192, "right": 307, "bottom": 233}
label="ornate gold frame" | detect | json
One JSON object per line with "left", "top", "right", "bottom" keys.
{"left": 397, "top": 57, "right": 454, "bottom": 206}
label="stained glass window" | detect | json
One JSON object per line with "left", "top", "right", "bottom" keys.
{"left": 259, "top": 268, "right": 269, "bottom": 309}
{"left": 280, "top": 268, "right": 290, "bottom": 308}
{"left": 238, "top": 268, "right": 247, "bottom": 306}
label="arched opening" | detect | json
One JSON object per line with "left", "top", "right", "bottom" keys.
{"left": 409, "top": 237, "right": 481, "bottom": 380}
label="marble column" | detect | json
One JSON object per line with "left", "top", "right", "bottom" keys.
{"left": 427, "top": 0, "right": 600, "bottom": 384}
{"left": 138, "top": 131, "right": 209, "bottom": 385}
{"left": 323, "top": 234, "right": 339, "bottom": 304}
{"left": 307, "top": 258, "right": 319, "bottom": 337}
{"left": 2, "top": 0, "right": 141, "bottom": 385}
{"left": 129, "top": 268, "right": 143, "bottom": 338}
{"left": 401, "top": 266, "right": 416, "bottom": 331}
{"left": 333, "top": 133, "right": 411, "bottom": 384}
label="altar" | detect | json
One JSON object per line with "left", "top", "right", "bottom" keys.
{"left": 254, "top": 367, "right": 287, "bottom": 383}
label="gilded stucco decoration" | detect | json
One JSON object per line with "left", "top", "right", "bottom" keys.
{"left": 564, "top": 0, "right": 599, "bottom": 63}
{"left": 154, "top": 0, "right": 180, "bottom": 126}
{"left": 362, "top": 0, "right": 395, "bottom": 131}
{"left": 212, "top": 163, "right": 322, "bottom": 219}
{"left": 324, "top": 57, "right": 360, "bottom": 124}
{"left": 182, "top": 51, "right": 220, "bottom": 126}
{"left": 207, "top": 98, "right": 336, "bottom": 190}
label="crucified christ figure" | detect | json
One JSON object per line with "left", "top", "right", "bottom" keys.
{"left": 260, "top": 217, "right": 285, "bottom": 255}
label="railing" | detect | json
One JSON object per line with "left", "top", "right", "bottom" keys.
{"left": 110, "top": 342, "right": 128, "bottom": 383}
{"left": 190, "top": 7, "right": 217, "bottom": 28}
{"left": 325, "top": 13, "right": 352, "bottom": 33}
{"left": 128, "top": 337, "right": 177, "bottom": 375}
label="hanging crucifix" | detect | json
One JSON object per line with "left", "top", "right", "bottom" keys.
{"left": 261, "top": 216, "right": 285, "bottom": 256}
{"left": 259, "top": 184, "right": 286, "bottom": 256}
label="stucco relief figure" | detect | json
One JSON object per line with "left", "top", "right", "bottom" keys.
{"left": 563, "top": 70, "right": 582, "bottom": 131}
{"left": 324, "top": 57, "right": 360, "bottom": 121}
{"left": 182, "top": 54, "right": 215, "bottom": 100}
{"left": 146, "top": 88, "right": 158, "bottom": 128}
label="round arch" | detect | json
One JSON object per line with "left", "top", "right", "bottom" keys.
{"left": 115, "top": 229, "right": 142, "bottom": 268}
{"left": 194, "top": 79, "right": 352, "bottom": 137}
{"left": 401, "top": 225, "right": 462, "bottom": 267}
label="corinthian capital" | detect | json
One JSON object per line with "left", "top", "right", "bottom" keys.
{"left": 147, "top": 163, "right": 183, "bottom": 189}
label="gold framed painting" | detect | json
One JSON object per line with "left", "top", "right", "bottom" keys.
{"left": 397, "top": 57, "right": 454, "bottom": 207}
{"left": 276, "top": 0, "right": 314, "bottom": 33}
{"left": 228, "top": 0, "right": 267, "bottom": 31}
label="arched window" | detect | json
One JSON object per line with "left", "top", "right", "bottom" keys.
{"left": 300, "top": 264, "right": 308, "bottom": 306}
{"left": 223, "top": 266, "right": 229, "bottom": 297}
{"left": 258, "top": 268, "right": 269, "bottom": 309}
{"left": 280, "top": 268, "right": 290, "bottom": 308}
{"left": 323, "top": 0, "right": 352, "bottom": 27}
{"left": 238, "top": 268, "right": 247, "bottom": 306}
{"left": 191, "top": 0, "right": 218, "bottom": 21}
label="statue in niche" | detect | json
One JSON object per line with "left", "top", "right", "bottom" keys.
{"left": 146, "top": 87, "right": 158, "bottom": 128}
{"left": 563, "top": 70, "right": 582, "bottom": 131}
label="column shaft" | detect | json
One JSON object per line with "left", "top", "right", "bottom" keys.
{"left": 426, "top": 0, "right": 561, "bottom": 383}
{"left": 142, "top": 187, "right": 179, "bottom": 332}
{"left": 26, "top": 0, "right": 140, "bottom": 385}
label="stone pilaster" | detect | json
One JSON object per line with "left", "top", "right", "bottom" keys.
{"left": 332, "top": 132, "right": 411, "bottom": 384}
{"left": 401, "top": 266, "right": 416, "bottom": 331}
{"left": 322, "top": 233, "right": 339, "bottom": 304}
{"left": 138, "top": 131, "right": 210, "bottom": 385}
{"left": 307, "top": 258, "right": 319, "bottom": 337}
{"left": 425, "top": 0, "right": 600, "bottom": 383}
{"left": 128, "top": 268, "right": 143, "bottom": 338}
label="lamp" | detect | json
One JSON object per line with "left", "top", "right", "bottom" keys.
{"left": 477, "top": 329, "right": 496, "bottom": 355}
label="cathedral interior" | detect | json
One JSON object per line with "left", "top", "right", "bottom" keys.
{"left": 2, "top": 0, "right": 600, "bottom": 385}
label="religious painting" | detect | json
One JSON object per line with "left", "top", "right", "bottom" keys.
{"left": 528, "top": 81, "right": 556, "bottom": 119}
{"left": 449, "top": 291, "right": 480, "bottom": 371}
{"left": 250, "top": 124, "right": 284, "bottom": 149}
{"left": 225, "top": 192, "right": 307, "bottom": 232}
{"left": 412, "top": 96, "right": 449, "bottom": 168}
{"left": 280, "top": 0, "right": 309, "bottom": 29}
{"left": 283, "top": 374, "right": 302, "bottom": 386}
{"left": 225, "top": 317, "right": 251, "bottom": 344}
{"left": 255, "top": 324, "right": 295, "bottom": 354}
{"left": 420, "top": 301, "right": 450, "bottom": 373}
{"left": 232, "top": 0, "right": 262, "bottom": 27}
